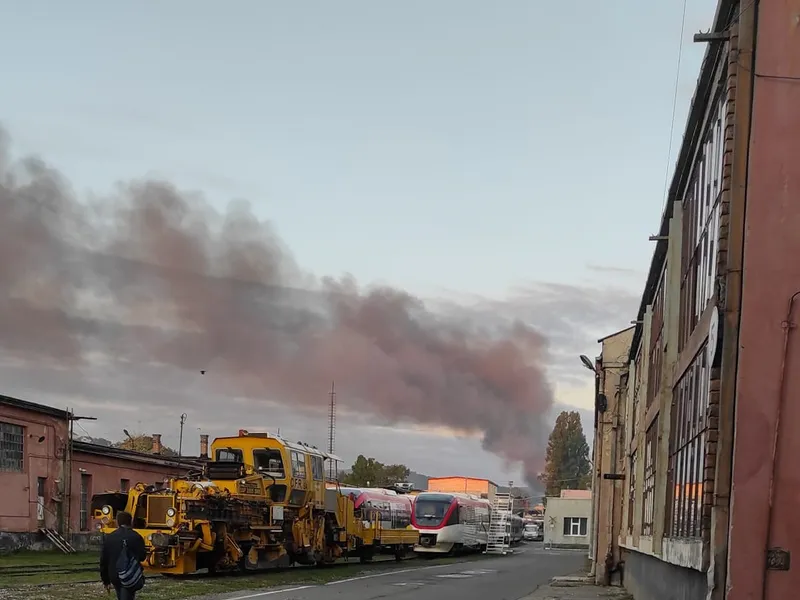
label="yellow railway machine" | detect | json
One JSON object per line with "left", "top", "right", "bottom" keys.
{"left": 92, "top": 430, "right": 419, "bottom": 575}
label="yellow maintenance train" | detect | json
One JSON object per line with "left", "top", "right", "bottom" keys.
{"left": 91, "top": 430, "right": 418, "bottom": 575}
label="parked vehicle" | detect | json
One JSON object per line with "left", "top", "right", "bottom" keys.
{"left": 523, "top": 522, "right": 543, "bottom": 541}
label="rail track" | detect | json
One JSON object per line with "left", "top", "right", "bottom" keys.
{"left": 0, "top": 553, "right": 426, "bottom": 587}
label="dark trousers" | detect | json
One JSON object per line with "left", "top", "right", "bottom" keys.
{"left": 113, "top": 584, "right": 137, "bottom": 600}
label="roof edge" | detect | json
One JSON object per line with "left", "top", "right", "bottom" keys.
{"left": 629, "top": 0, "right": 739, "bottom": 362}
{"left": 0, "top": 395, "right": 71, "bottom": 420}
{"left": 597, "top": 325, "right": 636, "bottom": 344}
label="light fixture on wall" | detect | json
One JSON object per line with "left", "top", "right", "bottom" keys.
{"left": 579, "top": 355, "right": 599, "bottom": 374}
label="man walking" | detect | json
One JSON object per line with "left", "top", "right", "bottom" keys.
{"left": 99, "top": 511, "right": 146, "bottom": 600}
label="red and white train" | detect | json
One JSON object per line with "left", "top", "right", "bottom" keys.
{"left": 411, "top": 492, "right": 492, "bottom": 554}
{"left": 338, "top": 486, "right": 413, "bottom": 529}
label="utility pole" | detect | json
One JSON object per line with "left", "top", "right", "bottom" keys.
{"left": 328, "top": 381, "right": 336, "bottom": 481}
{"left": 178, "top": 413, "right": 187, "bottom": 458}
{"left": 64, "top": 410, "right": 97, "bottom": 536}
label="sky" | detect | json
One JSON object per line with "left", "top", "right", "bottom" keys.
{"left": 0, "top": 0, "right": 719, "bottom": 486}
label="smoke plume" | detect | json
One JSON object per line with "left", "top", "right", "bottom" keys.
{"left": 0, "top": 126, "right": 554, "bottom": 486}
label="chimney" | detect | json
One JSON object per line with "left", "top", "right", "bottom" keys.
{"left": 200, "top": 434, "right": 209, "bottom": 459}
{"left": 151, "top": 434, "right": 162, "bottom": 455}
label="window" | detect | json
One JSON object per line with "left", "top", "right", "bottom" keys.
{"left": 563, "top": 517, "right": 588, "bottom": 537}
{"left": 80, "top": 474, "right": 92, "bottom": 531}
{"left": 216, "top": 448, "right": 243, "bottom": 462}
{"left": 642, "top": 420, "right": 658, "bottom": 536}
{"left": 0, "top": 422, "right": 24, "bottom": 472}
{"left": 667, "top": 348, "right": 709, "bottom": 538}
{"left": 254, "top": 449, "right": 285, "bottom": 478}
{"left": 647, "top": 271, "right": 666, "bottom": 407}
{"left": 120, "top": 479, "right": 130, "bottom": 493}
{"left": 290, "top": 451, "right": 306, "bottom": 478}
{"left": 311, "top": 455, "right": 324, "bottom": 481}
{"left": 679, "top": 92, "right": 726, "bottom": 351}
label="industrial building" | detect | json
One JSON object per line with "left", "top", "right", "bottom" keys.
{"left": 587, "top": 1, "right": 800, "bottom": 598}
{"left": 0, "top": 394, "right": 202, "bottom": 551}
{"left": 426, "top": 476, "right": 498, "bottom": 501}
{"left": 543, "top": 490, "right": 592, "bottom": 550}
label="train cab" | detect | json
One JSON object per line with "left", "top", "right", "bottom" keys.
{"left": 210, "top": 430, "right": 340, "bottom": 510}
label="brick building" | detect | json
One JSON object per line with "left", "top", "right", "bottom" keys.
{"left": 0, "top": 394, "right": 202, "bottom": 551}
{"left": 589, "top": 1, "right": 800, "bottom": 598}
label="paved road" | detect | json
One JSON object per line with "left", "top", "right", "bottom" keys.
{"left": 223, "top": 544, "right": 587, "bottom": 600}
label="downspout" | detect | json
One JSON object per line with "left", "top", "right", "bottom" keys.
{"left": 761, "top": 291, "right": 800, "bottom": 599}
{"left": 589, "top": 367, "right": 602, "bottom": 578}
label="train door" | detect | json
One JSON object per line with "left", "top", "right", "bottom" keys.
{"left": 288, "top": 449, "right": 309, "bottom": 506}
{"left": 308, "top": 454, "right": 325, "bottom": 509}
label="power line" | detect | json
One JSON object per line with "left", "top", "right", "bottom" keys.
{"left": 660, "top": 0, "right": 690, "bottom": 213}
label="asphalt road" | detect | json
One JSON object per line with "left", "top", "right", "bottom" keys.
{"left": 221, "top": 544, "right": 587, "bottom": 600}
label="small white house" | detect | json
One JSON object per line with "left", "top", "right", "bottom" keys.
{"left": 543, "top": 490, "right": 592, "bottom": 549}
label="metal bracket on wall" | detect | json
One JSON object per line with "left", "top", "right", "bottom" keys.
{"left": 603, "top": 474, "right": 625, "bottom": 480}
{"left": 693, "top": 30, "right": 731, "bottom": 43}
{"left": 766, "top": 548, "right": 791, "bottom": 571}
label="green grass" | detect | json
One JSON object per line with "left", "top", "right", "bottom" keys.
{"left": 0, "top": 551, "right": 97, "bottom": 568}
{"left": 0, "top": 554, "right": 488, "bottom": 600}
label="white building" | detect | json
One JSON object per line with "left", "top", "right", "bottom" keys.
{"left": 543, "top": 490, "right": 592, "bottom": 549}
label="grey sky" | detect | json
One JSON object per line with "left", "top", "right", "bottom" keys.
{"left": 1, "top": 0, "right": 716, "bottom": 484}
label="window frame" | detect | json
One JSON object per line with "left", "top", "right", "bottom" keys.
{"left": 311, "top": 455, "right": 324, "bottom": 481}
{"left": 563, "top": 517, "right": 588, "bottom": 537}
{"left": 0, "top": 421, "right": 24, "bottom": 472}
{"left": 667, "top": 346, "right": 710, "bottom": 539}
{"left": 290, "top": 450, "right": 307, "bottom": 478}
{"left": 79, "top": 473, "right": 92, "bottom": 532}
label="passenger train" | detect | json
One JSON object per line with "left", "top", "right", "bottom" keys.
{"left": 411, "top": 492, "right": 491, "bottom": 554}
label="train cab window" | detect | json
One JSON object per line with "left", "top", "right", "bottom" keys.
{"left": 290, "top": 451, "right": 306, "bottom": 478}
{"left": 216, "top": 448, "right": 243, "bottom": 462}
{"left": 311, "top": 455, "right": 324, "bottom": 481}
{"left": 253, "top": 449, "right": 285, "bottom": 478}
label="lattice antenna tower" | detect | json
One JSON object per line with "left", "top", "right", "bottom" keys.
{"left": 327, "top": 381, "right": 336, "bottom": 480}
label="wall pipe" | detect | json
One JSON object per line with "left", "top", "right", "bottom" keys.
{"left": 762, "top": 290, "right": 800, "bottom": 598}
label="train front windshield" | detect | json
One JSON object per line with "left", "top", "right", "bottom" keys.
{"left": 414, "top": 494, "right": 453, "bottom": 527}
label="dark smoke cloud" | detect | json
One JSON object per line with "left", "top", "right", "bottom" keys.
{"left": 0, "top": 126, "right": 553, "bottom": 486}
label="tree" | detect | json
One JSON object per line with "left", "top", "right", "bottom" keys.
{"left": 340, "top": 455, "right": 410, "bottom": 487}
{"left": 539, "top": 411, "right": 591, "bottom": 497}
{"left": 113, "top": 433, "right": 178, "bottom": 457}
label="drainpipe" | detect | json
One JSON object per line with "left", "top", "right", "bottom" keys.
{"left": 589, "top": 367, "right": 602, "bottom": 579}
{"left": 762, "top": 290, "right": 800, "bottom": 600}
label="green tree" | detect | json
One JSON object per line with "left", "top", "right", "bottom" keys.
{"left": 539, "top": 411, "right": 591, "bottom": 497}
{"left": 340, "top": 455, "right": 410, "bottom": 487}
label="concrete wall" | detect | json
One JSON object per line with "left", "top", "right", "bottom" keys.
{"left": 623, "top": 548, "right": 707, "bottom": 600}
{"left": 727, "top": 1, "right": 800, "bottom": 598}
{"left": 0, "top": 403, "right": 69, "bottom": 534}
{"left": 544, "top": 497, "right": 592, "bottom": 549}
{"left": 593, "top": 327, "right": 633, "bottom": 584}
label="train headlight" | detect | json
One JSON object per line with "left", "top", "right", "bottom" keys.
{"left": 166, "top": 507, "right": 176, "bottom": 518}
{"left": 101, "top": 505, "right": 112, "bottom": 515}
{"left": 166, "top": 517, "right": 176, "bottom": 527}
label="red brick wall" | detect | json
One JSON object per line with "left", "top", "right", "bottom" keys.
{"left": 69, "top": 451, "right": 194, "bottom": 533}
{"left": 0, "top": 405, "right": 69, "bottom": 533}
{"left": 728, "top": 1, "right": 800, "bottom": 598}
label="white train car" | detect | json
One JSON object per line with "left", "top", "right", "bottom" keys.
{"left": 509, "top": 513, "right": 524, "bottom": 544}
{"left": 411, "top": 492, "right": 491, "bottom": 555}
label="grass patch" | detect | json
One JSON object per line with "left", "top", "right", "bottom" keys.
{"left": 0, "top": 552, "right": 97, "bottom": 568}
{"left": 0, "top": 554, "right": 486, "bottom": 600}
